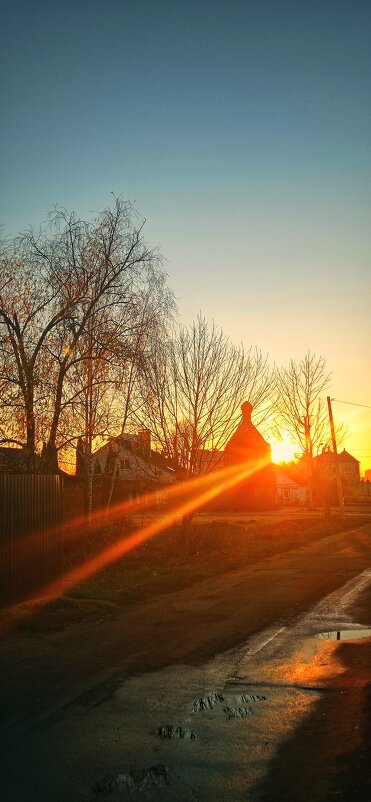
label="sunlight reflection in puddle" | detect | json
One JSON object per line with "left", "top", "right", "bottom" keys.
{"left": 316, "top": 628, "right": 371, "bottom": 641}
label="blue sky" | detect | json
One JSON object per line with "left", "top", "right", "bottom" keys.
{"left": 1, "top": 0, "right": 370, "bottom": 465}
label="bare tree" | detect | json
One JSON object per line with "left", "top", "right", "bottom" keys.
{"left": 54, "top": 271, "right": 174, "bottom": 516}
{"left": 275, "top": 351, "right": 347, "bottom": 508}
{"left": 105, "top": 278, "right": 174, "bottom": 508}
{"left": 275, "top": 352, "right": 346, "bottom": 457}
{"left": 141, "top": 315, "right": 275, "bottom": 480}
{"left": 0, "top": 198, "right": 167, "bottom": 470}
{"left": 60, "top": 309, "right": 124, "bottom": 518}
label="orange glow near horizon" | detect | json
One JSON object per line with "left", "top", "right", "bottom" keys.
{"left": 270, "top": 434, "right": 297, "bottom": 464}
{"left": 269, "top": 415, "right": 371, "bottom": 476}
{"left": 0, "top": 456, "right": 268, "bottom": 633}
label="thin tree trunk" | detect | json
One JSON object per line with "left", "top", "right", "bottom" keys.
{"left": 85, "top": 451, "right": 93, "bottom": 526}
{"left": 47, "top": 364, "right": 66, "bottom": 451}
{"left": 106, "top": 454, "right": 119, "bottom": 510}
{"left": 85, "top": 322, "right": 94, "bottom": 525}
{"left": 25, "top": 404, "right": 36, "bottom": 453}
{"left": 24, "top": 374, "right": 36, "bottom": 453}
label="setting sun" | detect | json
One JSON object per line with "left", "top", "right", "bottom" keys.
{"left": 270, "top": 434, "right": 297, "bottom": 464}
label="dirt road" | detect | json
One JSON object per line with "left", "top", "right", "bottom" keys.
{"left": 0, "top": 523, "right": 371, "bottom": 800}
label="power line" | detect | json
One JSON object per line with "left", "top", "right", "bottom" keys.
{"left": 332, "top": 398, "right": 371, "bottom": 410}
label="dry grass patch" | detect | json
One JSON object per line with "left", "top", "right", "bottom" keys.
{"left": 14, "top": 513, "right": 370, "bottom": 634}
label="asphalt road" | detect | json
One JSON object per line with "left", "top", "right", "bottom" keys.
{"left": 0, "top": 523, "right": 371, "bottom": 801}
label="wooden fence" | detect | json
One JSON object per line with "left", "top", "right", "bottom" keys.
{"left": 0, "top": 474, "right": 63, "bottom": 607}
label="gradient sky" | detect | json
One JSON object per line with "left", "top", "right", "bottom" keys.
{"left": 1, "top": 0, "right": 370, "bottom": 470}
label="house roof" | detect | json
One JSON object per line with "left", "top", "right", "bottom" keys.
{"left": 337, "top": 449, "right": 360, "bottom": 463}
{"left": 0, "top": 446, "right": 46, "bottom": 473}
{"left": 273, "top": 465, "right": 308, "bottom": 486}
{"left": 92, "top": 437, "right": 176, "bottom": 474}
{"left": 313, "top": 448, "right": 360, "bottom": 465}
{"left": 148, "top": 449, "right": 176, "bottom": 472}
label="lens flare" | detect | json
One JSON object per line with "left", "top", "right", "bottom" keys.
{"left": 0, "top": 456, "right": 268, "bottom": 633}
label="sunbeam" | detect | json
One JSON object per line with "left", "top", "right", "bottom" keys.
{"left": 0, "top": 456, "right": 268, "bottom": 633}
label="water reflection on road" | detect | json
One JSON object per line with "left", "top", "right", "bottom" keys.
{"left": 1, "top": 571, "right": 371, "bottom": 801}
{"left": 317, "top": 627, "right": 371, "bottom": 641}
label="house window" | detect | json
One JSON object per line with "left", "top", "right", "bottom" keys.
{"left": 283, "top": 489, "right": 290, "bottom": 499}
{"left": 120, "top": 458, "right": 131, "bottom": 469}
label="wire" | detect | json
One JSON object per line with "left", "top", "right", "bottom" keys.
{"left": 332, "top": 398, "right": 371, "bottom": 410}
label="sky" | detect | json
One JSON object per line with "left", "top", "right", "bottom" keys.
{"left": 1, "top": 0, "right": 370, "bottom": 471}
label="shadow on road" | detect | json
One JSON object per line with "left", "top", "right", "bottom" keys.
{"left": 251, "top": 639, "right": 371, "bottom": 802}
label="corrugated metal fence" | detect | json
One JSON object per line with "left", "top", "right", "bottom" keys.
{"left": 0, "top": 474, "right": 63, "bottom": 607}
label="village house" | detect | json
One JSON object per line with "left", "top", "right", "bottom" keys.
{"left": 274, "top": 466, "right": 308, "bottom": 506}
{"left": 86, "top": 429, "right": 176, "bottom": 504}
{"left": 313, "top": 447, "right": 360, "bottom": 486}
{"left": 194, "top": 448, "right": 224, "bottom": 475}
{"left": 0, "top": 445, "right": 61, "bottom": 474}
{"left": 311, "top": 446, "right": 369, "bottom": 503}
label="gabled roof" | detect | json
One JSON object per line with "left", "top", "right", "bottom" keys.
{"left": 273, "top": 465, "right": 308, "bottom": 486}
{"left": 313, "top": 448, "right": 360, "bottom": 465}
{"left": 92, "top": 438, "right": 175, "bottom": 473}
{"left": 337, "top": 449, "right": 360, "bottom": 463}
{"left": 148, "top": 449, "right": 176, "bottom": 472}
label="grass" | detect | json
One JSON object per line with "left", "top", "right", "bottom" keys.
{"left": 8, "top": 512, "right": 370, "bottom": 635}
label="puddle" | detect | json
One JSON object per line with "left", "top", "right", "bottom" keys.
{"left": 316, "top": 628, "right": 371, "bottom": 641}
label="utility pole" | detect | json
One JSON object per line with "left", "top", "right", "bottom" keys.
{"left": 327, "top": 396, "right": 345, "bottom": 517}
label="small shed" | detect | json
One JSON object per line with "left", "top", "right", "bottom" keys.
{"left": 274, "top": 467, "right": 307, "bottom": 506}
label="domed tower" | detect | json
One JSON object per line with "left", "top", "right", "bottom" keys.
{"left": 224, "top": 402, "right": 271, "bottom": 466}
{"left": 222, "top": 402, "right": 275, "bottom": 510}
